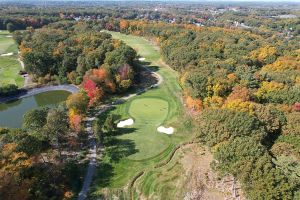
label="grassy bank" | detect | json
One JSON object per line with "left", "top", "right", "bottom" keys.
{"left": 0, "top": 30, "right": 23, "bottom": 87}
{"left": 89, "top": 32, "right": 194, "bottom": 198}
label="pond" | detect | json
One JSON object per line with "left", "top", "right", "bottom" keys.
{"left": 0, "top": 90, "right": 71, "bottom": 128}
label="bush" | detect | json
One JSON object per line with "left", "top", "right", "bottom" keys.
{"left": 0, "top": 84, "right": 19, "bottom": 96}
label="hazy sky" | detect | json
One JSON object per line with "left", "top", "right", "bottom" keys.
{"left": 1, "top": 0, "right": 300, "bottom": 2}
{"left": 2, "top": 0, "right": 300, "bottom": 1}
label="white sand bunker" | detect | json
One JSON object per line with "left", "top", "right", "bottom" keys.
{"left": 157, "top": 126, "right": 174, "bottom": 135}
{"left": 6, "top": 35, "right": 13, "bottom": 38}
{"left": 0, "top": 52, "right": 13, "bottom": 56}
{"left": 138, "top": 57, "right": 146, "bottom": 61}
{"left": 117, "top": 118, "right": 134, "bottom": 128}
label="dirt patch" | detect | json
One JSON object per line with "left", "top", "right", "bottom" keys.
{"left": 180, "top": 144, "right": 245, "bottom": 200}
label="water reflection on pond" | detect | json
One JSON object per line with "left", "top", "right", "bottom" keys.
{"left": 0, "top": 90, "right": 71, "bottom": 128}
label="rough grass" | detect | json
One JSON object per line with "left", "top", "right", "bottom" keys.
{"left": 90, "top": 32, "right": 194, "bottom": 198}
{"left": 0, "top": 30, "right": 23, "bottom": 87}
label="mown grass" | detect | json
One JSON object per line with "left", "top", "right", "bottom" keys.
{"left": 0, "top": 56, "right": 24, "bottom": 87}
{"left": 89, "top": 32, "right": 194, "bottom": 198}
{"left": 0, "top": 30, "right": 23, "bottom": 87}
{"left": 122, "top": 97, "right": 170, "bottom": 160}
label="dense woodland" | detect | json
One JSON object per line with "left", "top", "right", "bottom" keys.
{"left": 0, "top": 2, "right": 300, "bottom": 199}
{"left": 119, "top": 20, "right": 300, "bottom": 199}
{"left": 1, "top": 20, "right": 137, "bottom": 199}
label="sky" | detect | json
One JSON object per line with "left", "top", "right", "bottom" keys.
{"left": 1, "top": 0, "right": 300, "bottom": 2}
{"left": 2, "top": 0, "right": 300, "bottom": 1}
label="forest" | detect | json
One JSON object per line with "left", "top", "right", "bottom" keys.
{"left": 0, "top": 1, "right": 300, "bottom": 199}
{"left": 119, "top": 20, "right": 300, "bottom": 199}
{"left": 1, "top": 20, "right": 137, "bottom": 199}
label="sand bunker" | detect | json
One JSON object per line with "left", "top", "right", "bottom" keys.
{"left": 138, "top": 57, "right": 146, "bottom": 61}
{"left": 6, "top": 35, "right": 13, "bottom": 38}
{"left": 157, "top": 126, "right": 174, "bottom": 134}
{"left": 0, "top": 52, "right": 13, "bottom": 56}
{"left": 117, "top": 118, "right": 134, "bottom": 128}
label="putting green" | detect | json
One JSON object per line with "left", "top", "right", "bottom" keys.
{"left": 129, "top": 98, "right": 169, "bottom": 125}
{"left": 117, "top": 97, "right": 170, "bottom": 160}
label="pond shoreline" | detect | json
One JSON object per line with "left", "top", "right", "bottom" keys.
{"left": 0, "top": 85, "right": 79, "bottom": 103}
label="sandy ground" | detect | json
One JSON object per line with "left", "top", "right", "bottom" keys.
{"left": 157, "top": 126, "right": 174, "bottom": 134}
{"left": 1, "top": 52, "right": 13, "bottom": 56}
{"left": 117, "top": 118, "right": 134, "bottom": 128}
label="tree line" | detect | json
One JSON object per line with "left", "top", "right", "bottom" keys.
{"left": 118, "top": 20, "right": 300, "bottom": 199}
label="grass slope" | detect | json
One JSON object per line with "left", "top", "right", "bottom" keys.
{"left": 90, "top": 32, "right": 194, "bottom": 198}
{"left": 0, "top": 30, "right": 23, "bottom": 87}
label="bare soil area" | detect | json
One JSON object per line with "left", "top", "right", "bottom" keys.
{"left": 180, "top": 144, "right": 245, "bottom": 200}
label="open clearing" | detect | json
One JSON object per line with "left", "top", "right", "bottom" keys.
{"left": 0, "top": 30, "right": 23, "bottom": 87}
{"left": 90, "top": 32, "right": 194, "bottom": 198}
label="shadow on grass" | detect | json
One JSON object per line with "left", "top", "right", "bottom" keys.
{"left": 104, "top": 137, "right": 138, "bottom": 163}
{"left": 139, "top": 61, "right": 151, "bottom": 66}
{"left": 147, "top": 65, "right": 159, "bottom": 72}
{"left": 113, "top": 127, "right": 137, "bottom": 136}
{"left": 94, "top": 162, "right": 114, "bottom": 188}
{"left": 93, "top": 137, "right": 138, "bottom": 189}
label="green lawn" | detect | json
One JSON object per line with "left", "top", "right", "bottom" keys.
{"left": 0, "top": 30, "right": 18, "bottom": 54}
{"left": 90, "top": 32, "right": 194, "bottom": 198}
{"left": 0, "top": 30, "right": 23, "bottom": 87}
{"left": 107, "top": 32, "right": 160, "bottom": 61}
{"left": 121, "top": 97, "right": 170, "bottom": 160}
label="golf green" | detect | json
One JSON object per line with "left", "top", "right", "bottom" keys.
{"left": 118, "top": 97, "right": 170, "bottom": 160}
{"left": 129, "top": 98, "right": 169, "bottom": 125}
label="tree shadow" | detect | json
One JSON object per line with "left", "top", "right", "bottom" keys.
{"left": 147, "top": 65, "right": 159, "bottom": 72}
{"left": 109, "top": 127, "right": 137, "bottom": 136}
{"left": 139, "top": 61, "right": 151, "bottom": 66}
{"left": 91, "top": 132, "right": 138, "bottom": 190}
{"left": 103, "top": 138, "right": 138, "bottom": 163}
{"left": 134, "top": 68, "right": 159, "bottom": 88}
{"left": 94, "top": 162, "right": 114, "bottom": 188}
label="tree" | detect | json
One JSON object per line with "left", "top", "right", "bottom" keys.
{"left": 6, "top": 22, "right": 15, "bottom": 32}
{"left": 197, "top": 109, "right": 263, "bottom": 147}
{"left": 103, "top": 114, "right": 118, "bottom": 133}
{"left": 93, "top": 118, "right": 104, "bottom": 144}
{"left": 104, "top": 44, "right": 136, "bottom": 66}
{"left": 83, "top": 78, "right": 103, "bottom": 106}
{"left": 213, "top": 136, "right": 266, "bottom": 176}
{"left": 226, "top": 85, "right": 251, "bottom": 102}
{"left": 66, "top": 91, "right": 89, "bottom": 114}
{"left": 254, "top": 105, "right": 286, "bottom": 134}
{"left": 23, "top": 107, "right": 49, "bottom": 131}
{"left": 241, "top": 154, "right": 298, "bottom": 200}
{"left": 186, "top": 96, "right": 202, "bottom": 111}
{"left": 292, "top": 102, "right": 300, "bottom": 112}
{"left": 44, "top": 108, "right": 69, "bottom": 159}
{"left": 183, "top": 67, "right": 211, "bottom": 99}
{"left": 69, "top": 108, "right": 82, "bottom": 132}
{"left": 0, "top": 143, "right": 33, "bottom": 200}
{"left": 12, "top": 31, "right": 23, "bottom": 45}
